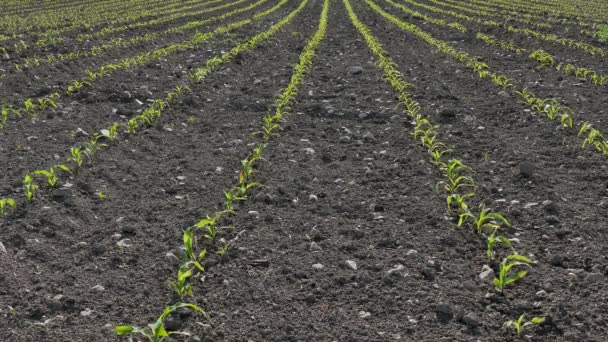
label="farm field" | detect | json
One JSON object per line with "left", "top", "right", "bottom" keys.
{"left": 1, "top": 0, "right": 608, "bottom": 340}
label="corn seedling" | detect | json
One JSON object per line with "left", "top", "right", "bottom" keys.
{"left": 447, "top": 193, "right": 472, "bottom": 214}
{"left": 443, "top": 159, "right": 475, "bottom": 194}
{"left": 23, "top": 174, "right": 39, "bottom": 201}
{"left": 261, "top": 115, "right": 280, "bottom": 141}
{"left": 168, "top": 266, "right": 194, "bottom": 301}
{"left": 224, "top": 191, "right": 236, "bottom": 215}
{"left": 505, "top": 314, "right": 545, "bottom": 338}
{"left": 70, "top": 147, "right": 83, "bottom": 168}
{"left": 0, "top": 197, "right": 16, "bottom": 218}
{"left": 491, "top": 74, "right": 512, "bottom": 89}
{"left": 97, "top": 191, "right": 107, "bottom": 200}
{"left": 543, "top": 101, "right": 560, "bottom": 120}
{"left": 560, "top": 113, "right": 573, "bottom": 128}
{"left": 529, "top": 49, "right": 554, "bottom": 67}
{"left": 459, "top": 204, "right": 510, "bottom": 234}
{"left": 182, "top": 226, "right": 205, "bottom": 271}
{"left": 493, "top": 253, "right": 532, "bottom": 292}
{"left": 514, "top": 89, "right": 536, "bottom": 106}
{"left": 195, "top": 213, "right": 223, "bottom": 241}
{"left": 34, "top": 167, "right": 58, "bottom": 188}
{"left": 115, "top": 303, "right": 206, "bottom": 342}
{"left": 24, "top": 98, "right": 36, "bottom": 115}
{"left": 487, "top": 228, "right": 514, "bottom": 259}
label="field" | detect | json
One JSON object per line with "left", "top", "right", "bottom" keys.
{"left": 1, "top": 0, "right": 608, "bottom": 340}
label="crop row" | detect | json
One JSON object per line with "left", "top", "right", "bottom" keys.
{"left": 1, "top": 0, "right": 232, "bottom": 54}
{"left": 476, "top": 33, "right": 608, "bottom": 86}
{"left": 347, "top": 0, "right": 545, "bottom": 337}
{"left": 116, "top": 0, "right": 327, "bottom": 339}
{"left": 475, "top": 0, "right": 608, "bottom": 24}
{"left": 378, "top": 0, "right": 608, "bottom": 157}
{"left": 439, "top": 0, "right": 595, "bottom": 30}
{"left": 379, "top": 2, "right": 607, "bottom": 88}
{"left": 0, "top": 0, "right": 296, "bottom": 220}
{"left": 1, "top": 0, "right": 286, "bottom": 128}
{"left": 0, "top": 0, "right": 172, "bottom": 43}
{"left": 391, "top": 0, "right": 605, "bottom": 56}
{"left": 10, "top": 0, "right": 270, "bottom": 73}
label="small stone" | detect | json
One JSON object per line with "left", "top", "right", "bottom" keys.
{"left": 310, "top": 242, "right": 322, "bottom": 251}
{"left": 387, "top": 264, "right": 405, "bottom": 274}
{"left": 250, "top": 259, "right": 270, "bottom": 267}
{"left": 549, "top": 254, "right": 564, "bottom": 266}
{"left": 358, "top": 310, "right": 371, "bottom": 318}
{"left": 498, "top": 91, "right": 511, "bottom": 98}
{"left": 545, "top": 215, "right": 560, "bottom": 224}
{"left": 348, "top": 66, "right": 364, "bottom": 75}
{"left": 585, "top": 273, "right": 604, "bottom": 284}
{"left": 462, "top": 313, "right": 480, "bottom": 328}
{"left": 519, "top": 162, "right": 534, "bottom": 178}
{"left": 116, "top": 239, "right": 132, "bottom": 247}
{"left": 436, "top": 303, "right": 453, "bottom": 317}
{"left": 535, "top": 290, "right": 547, "bottom": 299}
{"left": 80, "top": 308, "right": 93, "bottom": 317}
{"left": 92, "top": 285, "right": 105, "bottom": 292}
{"left": 247, "top": 211, "right": 259, "bottom": 217}
{"left": 438, "top": 108, "right": 456, "bottom": 118}
{"left": 354, "top": 271, "right": 372, "bottom": 285}
{"left": 479, "top": 265, "right": 494, "bottom": 281}
{"left": 303, "top": 148, "right": 315, "bottom": 155}
{"left": 421, "top": 267, "right": 435, "bottom": 281}
{"left": 345, "top": 260, "right": 357, "bottom": 270}
{"left": 564, "top": 332, "right": 577, "bottom": 342}
{"left": 312, "top": 263, "right": 324, "bottom": 270}
{"left": 454, "top": 306, "right": 465, "bottom": 321}
{"left": 543, "top": 200, "right": 559, "bottom": 214}
{"left": 309, "top": 194, "right": 318, "bottom": 201}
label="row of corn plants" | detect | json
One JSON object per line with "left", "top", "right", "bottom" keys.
{"left": 474, "top": 0, "right": 608, "bottom": 25}
{"left": 378, "top": 0, "right": 608, "bottom": 156}
{"left": 11, "top": 0, "right": 270, "bottom": 73}
{"left": 388, "top": 0, "right": 606, "bottom": 56}
{"left": 477, "top": 33, "right": 608, "bottom": 86}
{"left": 2, "top": 0, "right": 308, "bottom": 216}
{"left": 0, "top": 0, "right": 197, "bottom": 52}
{"left": 116, "top": 0, "right": 327, "bottom": 339}
{"left": 0, "top": 0, "right": 290, "bottom": 129}
{"left": 425, "top": 0, "right": 552, "bottom": 30}
{"left": 74, "top": 0, "right": 234, "bottom": 43}
{"left": 437, "top": 0, "right": 604, "bottom": 34}
{"left": 0, "top": 0, "right": 175, "bottom": 51}
{"left": 345, "top": 0, "right": 544, "bottom": 337}
{"left": 379, "top": 5, "right": 607, "bottom": 89}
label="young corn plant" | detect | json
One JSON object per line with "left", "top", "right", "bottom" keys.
{"left": 493, "top": 253, "right": 532, "bottom": 292}
{"left": 505, "top": 314, "right": 545, "bottom": 338}
{"left": 443, "top": 159, "right": 475, "bottom": 195}
{"left": 514, "top": 89, "right": 536, "bottom": 106}
{"left": 529, "top": 49, "right": 554, "bottom": 67}
{"left": 168, "top": 266, "right": 194, "bottom": 301}
{"left": 34, "top": 167, "right": 59, "bottom": 188}
{"left": 23, "top": 174, "right": 39, "bottom": 201}
{"left": 560, "top": 113, "right": 573, "bottom": 128}
{"left": 70, "top": 147, "right": 83, "bottom": 168}
{"left": 487, "top": 228, "right": 514, "bottom": 260}
{"left": 182, "top": 226, "right": 205, "bottom": 271}
{"left": 447, "top": 193, "right": 472, "bottom": 214}
{"left": 0, "top": 197, "right": 16, "bottom": 218}
{"left": 459, "top": 204, "right": 510, "bottom": 234}
{"left": 115, "top": 303, "right": 206, "bottom": 342}
{"left": 195, "top": 213, "right": 223, "bottom": 241}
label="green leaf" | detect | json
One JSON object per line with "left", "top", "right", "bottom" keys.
{"left": 115, "top": 325, "right": 134, "bottom": 335}
{"left": 529, "top": 317, "right": 545, "bottom": 324}
{"left": 195, "top": 217, "right": 215, "bottom": 228}
{"left": 57, "top": 164, "right": 72, "bottom": 174}
{"left": 507, "top": 254, "right": 532, "bottom": 264}
{"left": 505, "top": 270, "right": 528, "bottom": 285}
{"left": 487, "top": 212, "right": 510, "bottom": 227}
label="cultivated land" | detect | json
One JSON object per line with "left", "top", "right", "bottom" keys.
{"left": 1, "top": 0, "right": 607, "bottom": 340}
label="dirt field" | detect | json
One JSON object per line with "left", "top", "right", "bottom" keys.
{"left": 1, "top": 0, "right": 607, "bottom": 340}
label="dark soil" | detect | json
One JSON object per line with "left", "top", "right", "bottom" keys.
{"left": 2, "top": 0, "right": 608, "bottom": 341}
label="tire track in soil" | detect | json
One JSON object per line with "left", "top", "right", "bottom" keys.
{"left": 0, "top": 2, "right": 321, "bottom": 341}
{"left": 189, "top": 3, "right": 496, "bottom": 341}
{"left": 354, "top": 1, "right": 608, "bottom": 340}
{"left": 0, "top": 0, "right": 297, "bottom": 193}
